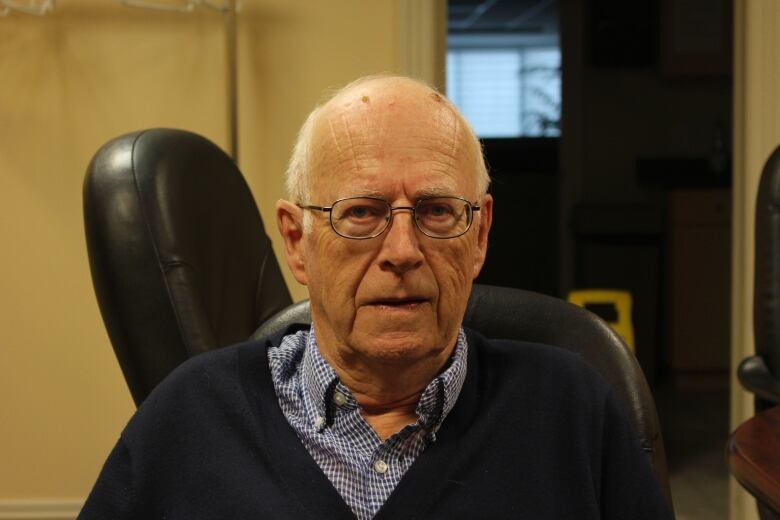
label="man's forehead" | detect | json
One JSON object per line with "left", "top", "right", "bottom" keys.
{"left": 325, "top": 77, "right": 446, "bottom": 113}
{"left": 318, "top": 78, "right": 459, "bottom": 136}
{"left": 309, "top": 78, "right": 470, "bottom": 180}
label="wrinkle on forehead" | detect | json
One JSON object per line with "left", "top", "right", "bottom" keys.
{"left": 318, "top": 99, "right": 388, "bottom": 175}
{"left": 430, "top": 100, "right": 460, "bottom": 161}
{"left": 311, "top": 82, "right": 467, "bottom": 188}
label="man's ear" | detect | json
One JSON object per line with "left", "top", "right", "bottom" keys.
{"left": 276, "top": 199, "right": 308, "bottom": 286}
{"left": 472, "top": 193, "right": 493, "bottom": 280}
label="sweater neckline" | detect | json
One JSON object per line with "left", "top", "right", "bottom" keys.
{"left": 238, "top": 324, "right": 483, "bottom": 520}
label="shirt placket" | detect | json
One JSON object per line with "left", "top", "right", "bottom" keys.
{"left": 331, "top": 391, "right": 385, "bottom": 519}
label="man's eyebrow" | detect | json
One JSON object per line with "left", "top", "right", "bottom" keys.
{"left": 341, "top": 188, "right": 384, "bottom": 198}
{"left": 415, "top": 187, "right": 458, "bottom": 198}
{"left": 338, "top": 187, "right": 458, "bottom": 199}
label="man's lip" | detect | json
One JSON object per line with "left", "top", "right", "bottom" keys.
{"left": 366, "top": 297, "right": 430, "bottom": 306}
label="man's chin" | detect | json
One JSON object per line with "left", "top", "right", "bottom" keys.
{"left": 354, "top": 306, "right": 432, "bottom": 338}
{"left": 351, "top": 340, "right": 439, "bottom": 366}
{"left": 347, "top": 326, "right": 448, "bottom": 366}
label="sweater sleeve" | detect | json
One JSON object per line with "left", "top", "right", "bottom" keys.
{"left": 599, "top": 390, "right": 674, "bottom": 520}
{"left": 77, "top": 439, "right": 138, "bottom": 520}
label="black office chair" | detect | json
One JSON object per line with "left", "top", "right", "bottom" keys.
{"left": 83, "top": 128, "right": 672, "bottom": 510}
{"left": 83, "top": 128, "right": 291, "bottom": 406}
{"left": 740, "top": 145, "right": 780, "bottom": 411}
{"left": 253, "top": 284, "right": 674, "bottom": 509}
{"left": 737, "top": 144, "right": 780, "bottom": 519}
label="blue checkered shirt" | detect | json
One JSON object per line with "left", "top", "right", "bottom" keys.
{"left": 267, "top": 326, "right": 468, "bottom": 520}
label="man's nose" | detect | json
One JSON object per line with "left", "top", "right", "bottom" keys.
{"left": 378, "top": 209, "right": 424, "bottom": 274}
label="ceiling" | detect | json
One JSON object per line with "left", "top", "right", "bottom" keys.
{"left": 447, "top": 0, "right": 559, "bottom": 34}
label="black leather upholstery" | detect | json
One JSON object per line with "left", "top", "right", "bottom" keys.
{"left": 742, "top": 144, "right": 780, "bottom": 412}
{"left": 738, "top": 142, "right": 780, "bottom": 520}
{"left": 252, "top": 283, "right": 674, "bottom": 509}
{"left": 84, "top": 128, "right": 291, "bottom": 406}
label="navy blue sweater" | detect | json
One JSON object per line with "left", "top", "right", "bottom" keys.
{"left": 79, "top": 327, "right": 672, "bottom": 519}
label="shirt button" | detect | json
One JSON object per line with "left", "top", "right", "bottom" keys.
{"left": 314, "top": 416, "right": 325, "bottom": 429}
{"left": 373, "top": 459, "right": 388, "bottom": 474}
{"left": 333, "top": 391, "right": 347, "bottom": 406}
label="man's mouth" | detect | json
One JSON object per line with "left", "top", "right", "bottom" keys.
{"left": 368, "top": 297, "right": 429, "bottom": 308}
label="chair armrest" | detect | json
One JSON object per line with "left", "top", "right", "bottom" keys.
{"left": 738, "top": 356, "right": 780, "bottom": 404}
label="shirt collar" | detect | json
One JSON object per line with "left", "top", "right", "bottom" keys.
{"left": 301, "top": 326, "right": 469, "bottom": 432}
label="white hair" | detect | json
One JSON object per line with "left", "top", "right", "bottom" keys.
{"left": 284, "top": 74, "right": 490, "bottom": 205}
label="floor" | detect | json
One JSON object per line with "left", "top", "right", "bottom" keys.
{"left": 654, "top": 376, "right": 731, "bottom": 520}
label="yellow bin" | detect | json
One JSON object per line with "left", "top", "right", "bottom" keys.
{"left": 567, "top": 289, "right": 635, "bottom": 352}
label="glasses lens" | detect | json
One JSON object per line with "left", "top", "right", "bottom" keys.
{"left": 415, "top": 197, "right": 471, "bottom": 238}
{"left": 331, "top": 198, "right": 390, "bottom": 238}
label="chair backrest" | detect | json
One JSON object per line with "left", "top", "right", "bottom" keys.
{"left": 738, "top": 144, "right": 780, "bottom": 416}
{"left": 84, "top": 128, "right": 291, "bottom": 406}
{"left": 748, "top": 144, "right": 780, "bottom": 412}
{"left": 252, "top": 283, "right": 673, "bottom": 508}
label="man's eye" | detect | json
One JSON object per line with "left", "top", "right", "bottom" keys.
{"left": 419, "top": 202, "right": 454, "bottom": 217}
{"left": 346, "top": 206, "right": 378, "bottom": 219}
{"left": 428, "top": 204, "right": 450, "bottom": 216}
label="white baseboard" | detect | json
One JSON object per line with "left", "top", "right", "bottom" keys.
{"left": 0, "top": 500, "right": 83, "bottom": 520}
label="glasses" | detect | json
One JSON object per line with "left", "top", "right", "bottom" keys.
{"left": 298, "top": 196, "right": 480, "bottom": 240}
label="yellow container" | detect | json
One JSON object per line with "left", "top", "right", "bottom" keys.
{"left": 567, "top": 289, "right": 635, "bottom": 352}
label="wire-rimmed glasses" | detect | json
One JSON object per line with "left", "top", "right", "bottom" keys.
{"left": 298, "top": 196, "right": 481, "bottom": 240}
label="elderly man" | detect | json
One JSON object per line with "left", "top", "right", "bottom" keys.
{"left": 79, "top": 76, "right": 672, "bottom": 519}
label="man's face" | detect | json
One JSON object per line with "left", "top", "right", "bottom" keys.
{"left": 280, "top": 79, "right": 492, "bottom": 371}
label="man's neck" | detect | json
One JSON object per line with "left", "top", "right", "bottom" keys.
{"left": 356, "top": 395, "right": 420, "bottom": 441}
{"left": 331, "top": 360, "right": 438, "bottom": 440}
{"left": 319, "top": 348, "right": 450, "bottom": 440}
{"left": 308, "top": 322, "right": 460, "bottom": 439}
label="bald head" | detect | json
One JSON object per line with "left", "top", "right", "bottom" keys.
{"left": 285, "top": 75, "right": 489, "bottom": 204}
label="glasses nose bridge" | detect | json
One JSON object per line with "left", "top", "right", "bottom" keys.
{"left": 385, "top": 204, "right": 419, "bottom": 233}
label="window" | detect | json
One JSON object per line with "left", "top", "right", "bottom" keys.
{"left": 446, "top": 42, "right": 560, "bottom": 138}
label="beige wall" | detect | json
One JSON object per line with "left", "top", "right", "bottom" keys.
{"left": 0, "top": 0, "right": 443, "bottom": 511}
{"left": 730, "top": 1, "right": 780, "bottom": 519}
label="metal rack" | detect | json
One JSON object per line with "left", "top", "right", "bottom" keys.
{"left": 0, "top": 0, "right": 55, "bottom": 16}
{"left": 120, "top": 0, "right": 228, "bottom": 14}
{"left": 2, "top": 0, "right": 240, "bottom": 161}
{"left": 121, "top": 0, "right": 240, "bottom": 161}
